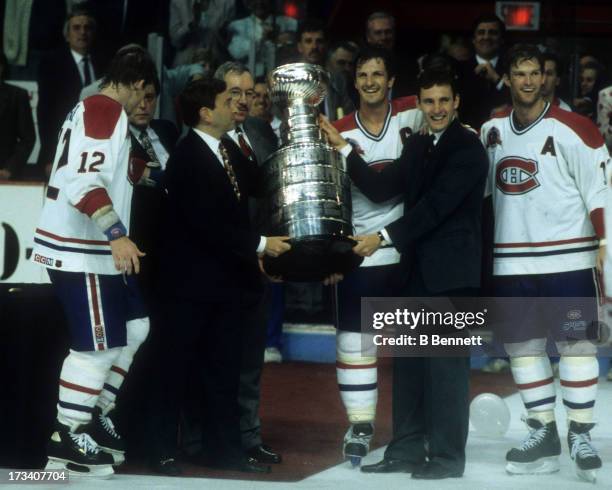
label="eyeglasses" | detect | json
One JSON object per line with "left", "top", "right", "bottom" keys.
{"left": 229, "top": 88, "right": 255, "bottom": 100}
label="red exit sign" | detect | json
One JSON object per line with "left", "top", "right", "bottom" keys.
{"left": 496, "top": 1, "right": 541, "bottom": 31}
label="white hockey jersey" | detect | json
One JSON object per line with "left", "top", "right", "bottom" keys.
{"left": 32, "top": 95, "right": 134, "bottom": 275}
{"left": 334, "top": 96, "right": 423, "bottom": 267}
{"left": 481, "top": 102, "right": 609, "bottom": 276}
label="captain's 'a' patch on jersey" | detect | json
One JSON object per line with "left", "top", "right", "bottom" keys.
{"left": 481, "top": 102, "right": 610, "bottom": 276}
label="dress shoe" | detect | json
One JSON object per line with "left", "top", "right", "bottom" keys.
{"left": 150, "top": 457, "right": 182, "bottom": 476}
{"left": 360, "top": 457, "right": 420, "bottom": 473}
{"left": 209, "top": 457, "right": 271, "bottom": 474}
{"left": 246, "top": 444, "right": 282, "bottom": 464}
{"left": 411, "top": 461, "right": 463, "bottom": 479}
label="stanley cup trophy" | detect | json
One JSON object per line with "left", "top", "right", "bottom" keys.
{"left": 261, "top": 63, "right": 362, "bottom": 282}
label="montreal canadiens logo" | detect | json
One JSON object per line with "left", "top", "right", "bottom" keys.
{"left": 495, "top": 157, "right": 540, "bottom": 195}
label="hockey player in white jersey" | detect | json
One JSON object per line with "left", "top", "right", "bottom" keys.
{"left": 31, "top": 47, "right": 158, "bottom": 478}
{"left": 331, "top": 46, "right": 423, "bottom": 466}
{"left": 481, "top": 44, "right": 609, "bottom": 482}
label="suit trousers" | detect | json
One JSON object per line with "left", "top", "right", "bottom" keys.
{"left": 384, "top": 267, "right": 473, "bottom": 473}
{"left": 147, "top": 296, "right": 245, "bottom": 465}
{"left": 237, "top": 288, "right": 268, "bottom": 450}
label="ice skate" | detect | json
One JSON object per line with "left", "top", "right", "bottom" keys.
{"left": 505, "top": 418, "right": 561, "bottom": 475}
{"left": 45, "top": 421, "right": 114, "bottom": 479}
{"left": 568, "top": 421, "right": 601, "bottom": 483}
{"left": 343, "top": 423, "right": 374, "bottom": 467}
{"left": 89, "top": 405, "right": 126, "bottom": 465}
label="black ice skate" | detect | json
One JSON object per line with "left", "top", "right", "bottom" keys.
{"left": 568, "top": 421, "right": 602, "bottom": 483}
{"left": 45, "top": 421, "right": 114, "bottom": 479}
{"left": 343, "top": 423, "right": 374, "bottom": 467}
{"left": 505, "top": 418, "right": 561, "bottom": 475}
{"left": 89, "top": 406, "right": 126, "bottom": 465}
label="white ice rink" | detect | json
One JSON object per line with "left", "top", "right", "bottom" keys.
{"left": 3, "top": 379, "right": 612, "bottom": 490}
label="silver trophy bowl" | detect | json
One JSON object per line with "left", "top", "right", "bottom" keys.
{"left": 262, "top": 63, "right": 362, "bottom": 282}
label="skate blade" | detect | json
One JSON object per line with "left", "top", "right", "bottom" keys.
{"left": 348, "top": 456, "right": 362, "bottom": 468}
{"left": 506, "top": 456, "right": 560, "bottom": 475}
{"left": 99, "top": 446, "right": 126, "bottom": 466}
{"left": 46, "top": 458, "right": 114, "bottom": 479}
{"left": 576, "top": 467, "right": 597, "bottom": 483}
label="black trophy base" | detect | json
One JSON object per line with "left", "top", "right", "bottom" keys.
{"left": 262, "top": 235, "right": 363, "bottom": 282}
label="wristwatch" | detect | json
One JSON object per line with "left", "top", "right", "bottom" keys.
{"left": 376, "top": 231, "right": 388, "bottom": 247}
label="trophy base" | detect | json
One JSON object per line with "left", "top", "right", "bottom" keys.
{"left": 262, "top": 235, "right": 363, "bottom": 282}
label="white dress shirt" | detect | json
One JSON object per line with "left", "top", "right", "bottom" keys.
{"left": 193, "top": 127, "right": 266, "bottom": 253}
{"left": 70, "top": 49, "right": 95, "bottom": 86}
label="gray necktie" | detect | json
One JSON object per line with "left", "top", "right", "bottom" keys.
{"left": 139, "top": 130, "right": 159, "bottom": 162}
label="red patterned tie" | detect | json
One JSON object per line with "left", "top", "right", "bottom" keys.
{"left": 218, "top": 142, "right": 241, "bottom": 201}
{"left": 236, "top": 126, "right": 256, "bottom": 163}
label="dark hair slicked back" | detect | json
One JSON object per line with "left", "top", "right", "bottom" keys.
{"left": 417, "top": 65, "right": 459, "bottom": 97}
{"left": 101, "top": 47, "right": 158, "bottom": 91}
{"left": 180, "top": 77, "right": 226, "bottom": 127}
{"left": 471, "top": 14, "right": 505, "bottom": 37}
{"left": 505, "top": 43, "right": 544, "bottom": 75}
{"left": 355, "top": 45, "right": 396, "bottom": 79}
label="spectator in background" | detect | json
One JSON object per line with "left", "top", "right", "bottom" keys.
{"left": 443, "top": 35, "right": 472, "bottom": 62}
{"left": 228, "top": 0, "right": 297, "bottom": 78}
{"left": 250, "top": 76, "right": 281, "bottom": 139}
{"left": 542, "top": 51, "right": 571, "bottom": 111}
{"left": 169, "top": 0, "right": 236, "bottom": 67}
{"left": 327, "top": 41, "right": 359, "bottom": 78}
{"left": 457, "top": 14, "right": 508, "bottom": 129}
{"left": 364, "top": 11, "right": 417, "bottom": 97}
{"left": 574, "top": 61, "right": 606, "bottom": 119}
{"left": 0, "top": 53, "right": 35, "bottom": 180}
{"left": 597, "top": 84, "right": 612, "bottom": 151}
{"left": 365, "top": 11, "right": 395, "bottom": 50}
{"left": 37, "top": 3, "right": 102, "bottom": 179}
{"left": 327, "top": 41, "right": 359, "bottom": 108}
{"left": 296, "top": 19, "right": 354, "bottom": 121}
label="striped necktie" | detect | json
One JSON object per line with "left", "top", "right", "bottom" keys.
{"left": 219, "top": 142, "right": 241, "bottom": 201}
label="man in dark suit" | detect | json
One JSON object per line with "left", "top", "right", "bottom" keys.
{"left": 127, "top": 80, "right": 179, "bottom": 304}
{"left": 457, "top": 14, "right": 508, "bottom": 130}
{"left": 0, "top": 55, "right": 35, "bottom": 180}
{"left": 321, "top": 66, "right": 489, "bottom": 479}
{"left": 37, "top": 5, "right": 101, "bottom": 178}
{"left": 148, "top": 77, "right": 290, "bottom": 475}
{"left": 213, "top": 61, "right": 282, "bottom": 466}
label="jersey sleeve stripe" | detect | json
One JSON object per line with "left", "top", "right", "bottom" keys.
{"left": 75, "top": 188, "right": 112, "bottom": 216}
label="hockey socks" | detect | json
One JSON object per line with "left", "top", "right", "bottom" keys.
{"left": 336, "top": 331, "right": 377, "bottom": 424}
{"left": 559, "top": 355, "right": 598, "bottom": 423}
{"left": 97, "top": 317, "right": 149, "bottom": 411}
{"left": 57, "top": 348, "right": 122, "bottom": 426}
{"left": 510, "top": 355, "right": 556, "bottom": 418}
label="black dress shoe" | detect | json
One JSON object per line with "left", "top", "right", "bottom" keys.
{"left": 209, "top": 457, "right": 271, "bottom": 474}
{"left": 246, "top": 444, "right": 282, "bottom": 464}
{"left": 411, "top": 461, "right": 463, "bottom": 479}
{"left": 151, "top": 457, "right": 182, "bottom": 476}
{"left": 360, "top": 457, "right": 420, "bottom": 473}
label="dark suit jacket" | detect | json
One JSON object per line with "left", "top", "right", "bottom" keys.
{"left": 0, "top": 83, "right": 35, "bottom": 178}
{"left": 242, "top": 116, "right": 278, "bottom": 165}
{"left": 129, "top": 119, "right": 179, "bottom": 303}
{"left": 37, "top": 47, "right": 102, "bottom": 168}
{"left": 457, "top": 56, "right": 509, "bottom": 130}
{"left": 238, "top": 117, "right": 279, "bottom": 233}
{"left": 161, "top": 129, "right": 263, "bottom": 301}
{"left": 347, "top": 118, "right": 489, "bottom": 293}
